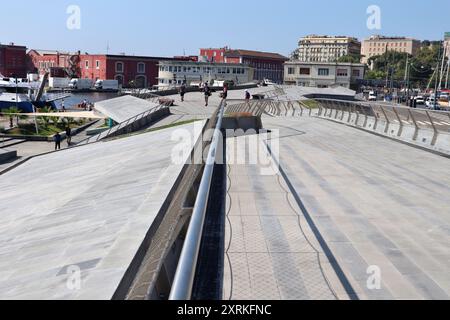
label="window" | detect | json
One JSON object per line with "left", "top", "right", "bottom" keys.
{"left": 352, "top": 69, "right": 360, "bottom": 77}
{"left": 299, "top": 68, "right": 310, "bottom": 75}
{"left": 96, "top": 60, "right": 100, "bottom": 69}
{"left": 85, "top": 60, "right": 89, "bottom": 69}
{"left": 337, "top": 69, "right": 348, "bottom": 77}
{"left": 288, "top": 67, "right": 296, "bottom": 75}
{"left": 318, "top": 68, "right": 329, "bottom": 76}
{"left": 137, "top": 62, "right": 145, "bottom": 73}
{"left": 116, "top": 62, "right": 124, "bottom": 73}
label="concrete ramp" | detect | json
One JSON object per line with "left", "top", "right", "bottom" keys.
{"left": 94, "top": 95, "right": 159, "bottom": 123}
{"left": 0, "top": 121, "right": 205, "bottom": 300}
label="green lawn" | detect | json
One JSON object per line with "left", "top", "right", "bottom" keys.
{"left": 6, "top": 122, "right": 84, "bottom": 137}
{"left": 301, "top": 99, "right": 320, "bottom": 109}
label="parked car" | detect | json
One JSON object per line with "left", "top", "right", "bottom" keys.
{"left": 414, "top": 96, "right": 425, "bottom": 105}
{"left": 426, "top": 96, "right": 438, "bottom": 109}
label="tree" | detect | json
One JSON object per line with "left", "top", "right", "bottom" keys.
{"left": 365, "top": 44, "right": 445, "bottom": 87}
{"left": 38, "top": 107, "right": 52, "bottom": 127}
{"left": 337, "top": 54, "right": 363, "bottom": 63}
{"left": 1, "top": 106, "right": 20, "bottom": 128}
{"left": 365, "top": 70, "right": 385, "bottom": 80}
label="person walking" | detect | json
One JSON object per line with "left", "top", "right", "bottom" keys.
{"left": 61, "top": 99, "right": 66, "bottom": 112}
{"left": 245, "top": 89, "right": 251, "bottom": 102}
{"left": 204, "top": 82, "right": 211, "bottom": 107}
{"left": 65, "top": 126, "right": 72, "bottom": 146}
{"left": 179, "top": 82, "right": 187, "bottom": 102}
{"left": 222, "top": 83, "right": 228, "bottom": 100}
{"left": 54, "top": 132, "right": 62, "bottom": 150}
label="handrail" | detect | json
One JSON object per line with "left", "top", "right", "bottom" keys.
{"left": 169, "top": 100, "right": 225, "bottom": 301}
{"left": 76, "top": 104, "right": 167, "bottom": 146}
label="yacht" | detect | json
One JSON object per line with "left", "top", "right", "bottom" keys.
{"left": 0, "top": 77, "right": 58, "bottom": 112}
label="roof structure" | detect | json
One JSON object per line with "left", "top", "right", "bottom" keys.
{"left": 225, "top": 49, "right": 289, "bottom": 61}
{"left": 94, "top": 95, "right": 159, "bottom": 123}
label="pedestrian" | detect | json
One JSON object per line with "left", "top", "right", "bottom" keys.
{"left": 65, "top": 126, "right": 72, "bottom": 146}
{"left": 54, "top": 132, "right": 62, "bottom": 150}
{"left": 245, "top": 89, "right": 251, "bottom": 101}
{"left": 61, "top": 99, "right": 66, "bottom": 112}
{"left": 179, "top": 82, "right": 187, "bottom": 102}
{"left": 222, "top": 83, "right": 228, "bottom": 100}
{"left": 204, "top": 82, "right": 211, "bottom": 107}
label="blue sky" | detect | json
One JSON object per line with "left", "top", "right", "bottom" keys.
{"left": 1, "top": 0, "right": 449, "bottom": 57}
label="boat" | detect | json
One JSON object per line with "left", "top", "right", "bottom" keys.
{"left": 0, "top": 77, "right": 60, "bottom": 112}
{"left": 0, "top": 78, "right": 36, "bottom": 112}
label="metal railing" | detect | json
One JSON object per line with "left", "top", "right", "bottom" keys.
{"left": 76, "top": 104, "right": 169, "bottom": 146}
{"left": 316, "top": 99, "right": 450, "bottom": 134}
{"left": 315, "top": 99, "right": 450, "bottom": 146}
{"left": 225, "top": 98, "right": 316, "bottom": 118}
{"left": 168, "top": 100, "right": 225, "bottom": 301}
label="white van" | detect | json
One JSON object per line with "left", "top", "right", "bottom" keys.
{"left": 69, "top": 78, "right": 93, "bottom": 90}
{"left": 94, "top": 80, "right": 119, "bottom": 91}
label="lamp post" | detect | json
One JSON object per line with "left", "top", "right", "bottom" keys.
{"left": 433, "top": 42, "right": 443, "bottom": 110}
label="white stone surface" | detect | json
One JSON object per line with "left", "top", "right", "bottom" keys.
{"left": 0, "top": 121, "right": 205, "bottom": 300}
{"left": 259, "top": 116, "right": 450, "bottom": 300}
{"left": 94, "top": 95, "right": 159, "bottom": 123}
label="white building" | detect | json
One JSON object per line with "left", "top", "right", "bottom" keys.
{"left": 157, "top": 61, "right": 254, "bottom": 88}
{"left": 284, "top": 61, "right": 365, "bottom": 89}
{"left": 294, "top": 35, "right": 361, "bottom": 63}
{"left": 361, "top": 35, "right": 421, "bottom": 64}
{"left": 445, "top": 32, "right": 450, "bottom": 58}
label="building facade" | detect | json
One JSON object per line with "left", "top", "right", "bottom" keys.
{"left": 223, "top": 50, "right": 288, "bottom": 83}
{"left": 158, "top": 60, "right": 254, "bottom": 87}
{"left": 445, "top": 32, "right": 450, "bottom": 58}
{"left": 199, "top": 48, "right": 227, "bottom": 63}
{"left": 294, "top": 35, "right": 361, "bottom": 63}
{"left": 284, "top": 61, "right": 365, "bottom": 89}
{"left": 79, "top": 54, "right": 177, "bottom": 88}
{"left": 27, "top": 50, "right": 80, "bottom": 78}
{"left": 0, "top": 43, "right": 27, "bottom": 78}
{"left": 361, "top": 35, "right": 421, "bottom": 64}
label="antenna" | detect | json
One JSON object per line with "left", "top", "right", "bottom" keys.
{"left": 106, "top": 41, "right": 110, "bottom": 54}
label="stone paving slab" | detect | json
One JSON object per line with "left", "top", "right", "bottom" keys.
{"left": 224, "top": 135, "right": 343, "bottom": 300}
{"left": 261, "top": 116, "right": 450, "bottom": 300}
{"left": 0, "top": 121, "right": 205, "bottom": 300}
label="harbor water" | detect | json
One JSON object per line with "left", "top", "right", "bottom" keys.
{"left": 54, "top": 92, "right": 119, "bottom": 110}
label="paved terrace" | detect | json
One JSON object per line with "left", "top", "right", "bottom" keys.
{"left": 224, "top": 115, "right": 450, "bottom": 300}
{"left": 0, "top": 85, "right": 449, "bottom": 300}
{"left": 0, "top": 121, "right": 204, "bottom": 300}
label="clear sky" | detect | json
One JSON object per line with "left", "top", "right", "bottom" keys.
{"left": 1, "top": 0, "right": 449, "bottom": 57}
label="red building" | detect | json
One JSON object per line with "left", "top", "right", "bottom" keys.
{"left": 199, "top": 48, "right": 228, "bottom": 63}
{"left": 0, "top": 43, "right": 27, "bottom": 78}
{"left": 27, "top": 49, "right": 80, "bottom": 78}
{"left": 79, "top": 54, "right": 180, "bottom": 88}
{"left": 224, "top": 50, "right": 288, "bottom": 84}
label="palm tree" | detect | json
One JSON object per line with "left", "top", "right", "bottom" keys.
{"left": 38, "top": 106, "right": 52, "bottom": 127}
{"left": 1, "top": 106, "right": 20, "bottom": 128}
